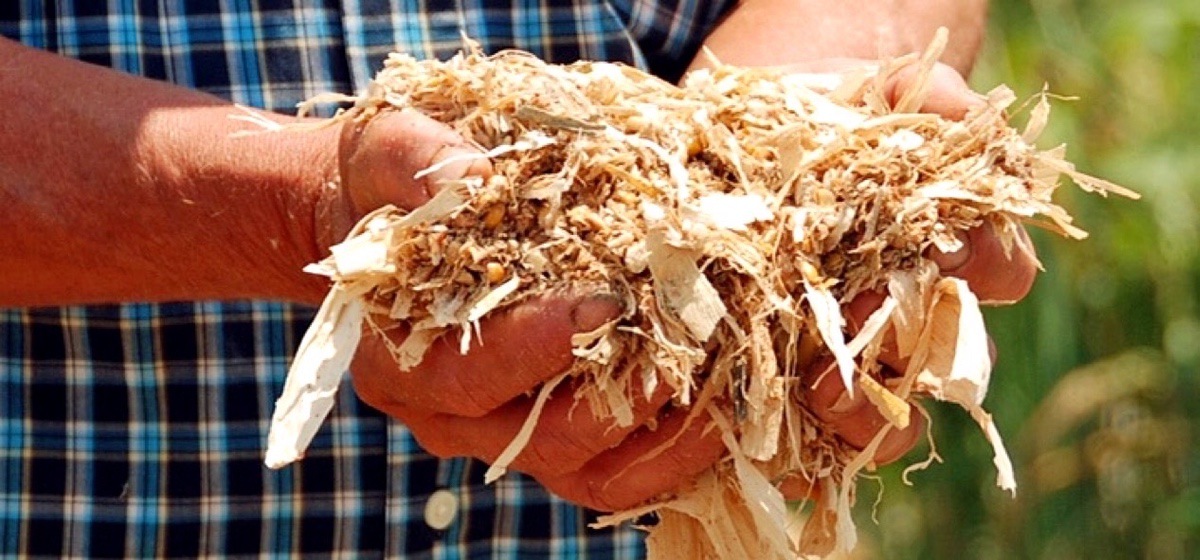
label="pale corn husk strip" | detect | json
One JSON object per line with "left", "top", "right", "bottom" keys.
{"left": 266, "top": 31, "right": 1136, "bottom": 559}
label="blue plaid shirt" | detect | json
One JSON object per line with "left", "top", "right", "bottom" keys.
{"left": 0, "top": 1, "right": 733, "bottom": 557}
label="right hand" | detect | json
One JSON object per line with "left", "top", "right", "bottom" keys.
{"left": 335, "top": 110, "right": 729, "bottom": 512}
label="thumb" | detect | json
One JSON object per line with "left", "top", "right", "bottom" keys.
{"left": 339, "top": 109, "right": 493, "bottom": 214}
{"left": 885, "top": 62, "right": 986, "bottom": 120}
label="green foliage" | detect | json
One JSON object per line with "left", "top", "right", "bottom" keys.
{"left": 856, "top": 2, "right": 1200, "bottom": 558}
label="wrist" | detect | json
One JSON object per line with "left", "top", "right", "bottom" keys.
{"left": 0, "top": 40, "right": 339, "bottom": 307}
{"left": 689, "top": 0, "right": 987, "bottom": 76}
{"left": 140, "top": 106, "right": 340, "bottom": 304}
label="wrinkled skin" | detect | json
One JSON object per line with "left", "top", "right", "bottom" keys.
{"left": 335, "top": 61, "right": 1041, "bottom": 511}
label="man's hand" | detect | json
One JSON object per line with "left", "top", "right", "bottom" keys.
{"left": 789, "top": 59, "right": 1041, "bottom": 480}
{"left": 350, "top": 293, "right": 728, "bottom": 512}
{"left": 679, "top": 0, "right": 1026, "bottom": 480}
{"left": 338, "top": 59, "right": 1041, "bottom": 511}
{"left": 337, "top": 110, "right": 727, "bottom": 512}
{"left": 0, "top": 36, "right": 724, "bottom": 512}
{"left": 316, "top": 110, "right": 494, "bottom": 251}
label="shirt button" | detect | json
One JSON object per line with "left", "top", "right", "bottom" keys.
{"left": 424, "top": 489, "right": 459, "bottom": 530}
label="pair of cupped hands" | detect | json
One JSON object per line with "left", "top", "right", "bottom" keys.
{"left": 320, "top": 61, "right": 1039, "bottom": 512}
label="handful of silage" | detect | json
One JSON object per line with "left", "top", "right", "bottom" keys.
{"left": 264, "top": 35, "right": 1136, "bottom": 558}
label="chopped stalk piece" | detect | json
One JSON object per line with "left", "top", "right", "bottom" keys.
{"left": 264, "top": 31, "right": 1135, "bottom": 559}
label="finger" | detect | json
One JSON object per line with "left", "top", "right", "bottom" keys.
{"left": 779, "top": 472, "right": 820, "bottom": 502}
{"left": 394, "top": 369, "right": 674, "bottom": 476}
{"left": 885, "top": 62, "right": 985, "bottom": 120}
{"left": 844, "top": 290, "right": 904, "bottom": 371}
{"left": 773, "top": 57, "right": 878, "bottom": 75}
{"left": 772, "top": 59, "right": 984, "bottom": 120}
{"left": 339, "top": 109, "right": 492, "bottom": 213}
{"left": 801, "top": 360, "right": 923, "bottom": 465}
{"left": 929, "top": 221, "right": 1039, "bottom": 304}
{"left": 537, "top": 407, "right": 726, "bottom": 512}
{"left": 351, "top": 292, "right": 623, "bottom": 418}
{"left": 872, "top": 407, "right": 925, "bottom": 465}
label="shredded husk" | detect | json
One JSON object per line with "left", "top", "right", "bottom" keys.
{"left": 265, "top": 31, "right": 1136, "bottom": 559}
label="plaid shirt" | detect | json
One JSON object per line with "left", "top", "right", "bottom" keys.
{"left": 0, "top": 1, "right": 733, "bottom": 557}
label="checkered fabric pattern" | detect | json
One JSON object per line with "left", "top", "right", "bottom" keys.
{"left": 0, "top": 0, "right": 733, "bottom": 557}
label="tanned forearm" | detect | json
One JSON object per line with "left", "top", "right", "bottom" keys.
{"left": 0, "top": 37, "right": 334, "bottom": 307}
{"left": 692, "top": 0, "right": 988, "bottom": 75}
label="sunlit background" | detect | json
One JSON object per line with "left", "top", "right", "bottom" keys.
{"left": 854, "top": 2, "right": 1199, "bottom": 558}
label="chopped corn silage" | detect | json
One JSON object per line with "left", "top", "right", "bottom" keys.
{"left": 265, "top": 34, "right": 1136, "bottom": 559}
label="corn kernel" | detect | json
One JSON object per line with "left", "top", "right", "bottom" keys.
{"left": 485, "top": 262, "right": 506, "bottom": 283}
{"left": 482, "top": 205, "right": 506, "bottom": 229}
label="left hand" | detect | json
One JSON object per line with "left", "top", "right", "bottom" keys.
{"left": 787, "top": 58, "right": 1040, "bottom": 491}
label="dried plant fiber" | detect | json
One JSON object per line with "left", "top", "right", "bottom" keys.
{"left": 263, "top": 30, "right": 1135, "bottom": 559}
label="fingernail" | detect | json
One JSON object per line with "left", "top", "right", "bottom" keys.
{"left": 931, "top": 229, "right": 972, "bottom": 272}
{"left": 571, "top": 294, "right": 624, "bottom": 332}
{"left": 422, "top": 145, "right": 487, "bottom": 196}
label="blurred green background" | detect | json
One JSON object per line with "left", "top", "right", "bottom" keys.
{"left": 856, "top": 2, "right": 1200, "bottom": 558}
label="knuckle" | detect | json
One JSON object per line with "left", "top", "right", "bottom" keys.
{"left": 571, "top": 478, "right": 627, "bottom": 512}
{"left": 538, "top": 468, "right": 638, "bottom": 512}
{"left": 527, "top": 428, "right": 605, "bottom": 476}
{"left": 831, "top": 408, "right": 888, "bottom": 450}
{"left": 427, "top": 370, "right": 498, "bottom": 417}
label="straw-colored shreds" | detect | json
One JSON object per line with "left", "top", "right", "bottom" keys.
{"left": 263, "top": 32, "right": 1136, "bottom": 559}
